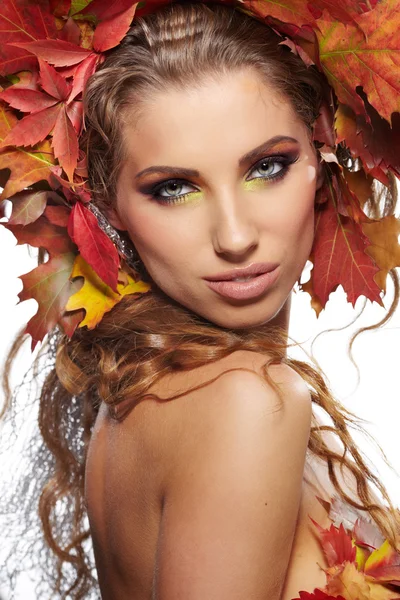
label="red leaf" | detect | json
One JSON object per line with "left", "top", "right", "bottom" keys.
{"left": 300, "top": 183, "right": 384, "bottom": 313}
{"left": 38, "top": 59, "right": 70, "bottom": 101}
{"left": 5, "top": 215, "right": 75, "bottom": 255}
{"left": 19, "top": 251, "right": 77, "bottom": 351}
{"left": 309, "top": 517, "right": 357, "bottom": 566}
{"left": 317, "top": 3, "right": 400, "bottom": 123}
{"left": 0, "top": 102, "right": 57, "bottom": 198}
{"left": 80, "top": 0, "right": 138, "bottom": 20}
{"left": 66, "top": 100, "right": 83, "bottom": 134}
{"left": 52, "top": 105, "right": 79, "bottom": 181}
{"left": 93, "top": 2, "right": 138, "bottom": 52}
{"left": 295, "top": 590, "right": 346, "bottom": 599}
{"left": 68, "top": 53, "right": 101, "bottom": 102}
{"left": 58, "top": 16, "right": 81, "bottom": 45}
{"left": 49, "top": 0, "right": 72, "bottom": 17}
{"left": 0, "top": 0, "right": 58, "bottom": 76}
{"left": 307, "top": 0, "right": 374, "bottom": 23}
{"left": 0, "top": 88, "right": 59, "bottom": 114}
{"left": 0, "top": 103, "right": 61, "bottom": 148}
{"left": 7, "top": 190, "right": 54, "bottom": 225}
{"left": 44, "top": 204, "right": 71, "bottom": 227}
{"left": 10, "top": 39, "right": 92, "bottom": 67}
{"left": 67, "top": 202, "right": 119, "bottom": 290}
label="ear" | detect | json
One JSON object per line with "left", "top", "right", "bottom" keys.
{"left": 103, "top": 206, "right": 127, "bottom": 231}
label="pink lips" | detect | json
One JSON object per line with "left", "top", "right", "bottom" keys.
{"left": 204, "top": 264, "right": 280, "bottom": 300}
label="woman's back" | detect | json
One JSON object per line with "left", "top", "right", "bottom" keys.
{"left": 85, "top": 351, "right": 362, "bottom": 599}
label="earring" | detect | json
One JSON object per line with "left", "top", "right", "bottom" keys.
{"left": 87, "top": 202, "right": 148, "bottom": 278}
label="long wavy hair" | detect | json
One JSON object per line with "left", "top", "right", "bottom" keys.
{"left": 1, "top": 2, "right": 400, "bottom": 598}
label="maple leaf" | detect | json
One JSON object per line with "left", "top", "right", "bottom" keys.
{"left": 317, "top": 2, "right": 400, "bottom": 123}
{"left": 66, "top": 254, "right": 150, "bottom": 329}
{"left": 0, "top": 102, "right": 56, "bottom": 199}
{"left": 67, "top": 201, "right": 120, "bottom": 291}
{"left": 44, "top": 204, "right": 71, "bottom": 227}
{"left": 300, "top": 181, "right": 384, "bottom": 315}
{"left": 0, "top": 0, "right": 58, "bottom": 76}
{"left": 0, "top": 60, "right": 80, "bottom": 180}
{"left": 307, "top": 0, "right": 376, "bottom": 23}
{"left": 309, "top": 517, "right": 357, "bottom": 566}
{"left": 237, "top": 0, "right": 315, "bottom": 27}
{"left": 18, "top": 252, "right": 78, "bottom": 351}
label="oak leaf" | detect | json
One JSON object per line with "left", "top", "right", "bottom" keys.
{"left": 66, "top": 254, "right": 151, "bottom": 329}
{"left": 19, "top": 251, "right": 78, "bottom": 351}
{"left": 6, "top": 190, "right": 63, "bottom": 225}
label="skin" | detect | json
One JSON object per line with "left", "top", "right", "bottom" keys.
{"left": 107, "top": 67, "right": 323, "bottom": 335}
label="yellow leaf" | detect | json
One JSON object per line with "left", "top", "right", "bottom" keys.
{"left": 66, "top": 255, "right": 150, "bottom": 329}
{"left": 325, "top": 561, "right": 400, "bottom": 600}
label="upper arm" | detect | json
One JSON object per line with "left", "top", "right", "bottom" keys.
{"left": 153, "top": 366, "right": 312, "bottom": 600}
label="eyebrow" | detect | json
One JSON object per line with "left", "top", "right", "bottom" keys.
{"left": 134, "top": 135, "right": 300, "bottom": 180}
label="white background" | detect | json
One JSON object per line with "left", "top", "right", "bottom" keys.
{"left": 0, "top": 220, "right": 399, "bottom": 599}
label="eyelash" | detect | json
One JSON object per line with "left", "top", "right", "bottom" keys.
{"left": 146, "top": 154, "right": 299, "bottom": 206}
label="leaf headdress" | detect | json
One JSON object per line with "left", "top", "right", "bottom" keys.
{"left": 1, "top": 0, "right": 400, "bottom": 350}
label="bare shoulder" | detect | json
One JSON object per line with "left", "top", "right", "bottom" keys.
{"left": 156, "top": 350, "right": 312, "bottom": 489}
{"left": 152, "top": 350, "right": 312, "bottom": 598}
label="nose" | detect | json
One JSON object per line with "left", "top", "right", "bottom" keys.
{"left": 211, "top": 191, "right": 259, "bottom": 260}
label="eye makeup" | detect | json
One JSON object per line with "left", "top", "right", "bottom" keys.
{"left": 138, "top": 149, "right": 300, "bottom": 206}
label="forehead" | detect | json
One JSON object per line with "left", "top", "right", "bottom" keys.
{"left": 120, "top": 68, "right": 307, "bottom": 165}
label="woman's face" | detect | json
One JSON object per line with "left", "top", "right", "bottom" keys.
{"left": 111, "top": 68, "right": 322, "bottom": 329}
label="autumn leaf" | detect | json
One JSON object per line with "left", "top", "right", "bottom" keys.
{"left": 309, "top": 517, "right": 356, "bottom": 567}
{"left": 49, "top": 0, "right": 72, "bottom": 17}
{"left": 361, "top": 216, "right": 400, "bottom": 294}
{"left": 300, "top": 182, "right": 383, "bottom": 315}
{"left": 44, "top": 203, "right": 71, "bottom": 227}
{"left": 66, "top": 254, "right": 150, "bottom": 329}
{"left": 19, "top": 251, "right": 77, "bottom": 351}
{"left": 79, "top": 0, "right": 139, "bottom": 52}
{"left": 67, "top": 201, "right": 120, "bottom": 291}
{"left": 307, "top": 0, "right": 376, "bottom": 23}
{"left": 0, "top": 100, "right": 56, "bottom": 198}
{"left": 293, "top": 590, "right": 346, "bottom": 599}
{"left": 5, "top": 215, "right": 75, "bottom": 255}
{"left": 6, "top": 190, "right": 63, "bottom": 225}
{"left": 364, "top": 540, "right": 400, "bottom": 586}
{"left": 317, "top": 2, "right": 400, "bottom": 123}
{"left": 235, "top": 0, "right": 315, "bottom": 27}
{"left": 0, "top": 61, "right": 80, "bottom": 180}
{"left": 0, "top": 0, "right": 58, "bottom": 76}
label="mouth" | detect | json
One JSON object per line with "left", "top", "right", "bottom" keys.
{"left": 204, "top": 266, "right": 280, "bottom": 301}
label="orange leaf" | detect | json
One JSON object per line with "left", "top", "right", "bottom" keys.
{"left": 317, "top": 2, "right": 400, "bottom": 123}
{"left": 19, "top": 251, "right": 77, "bottom": 351}
{"left": 324, "top": 561, "right": 398, "bottom": 599}
{"left": 361, "top": 216, "right": 400, "bottom": 293}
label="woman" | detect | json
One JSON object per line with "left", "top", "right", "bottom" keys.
{"left": 1, "top": 1, "right": 400, "bottom": 599}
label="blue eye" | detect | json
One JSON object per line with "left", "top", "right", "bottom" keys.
{"left": 147, "top": 153, "right": 298, "bottom": 205}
